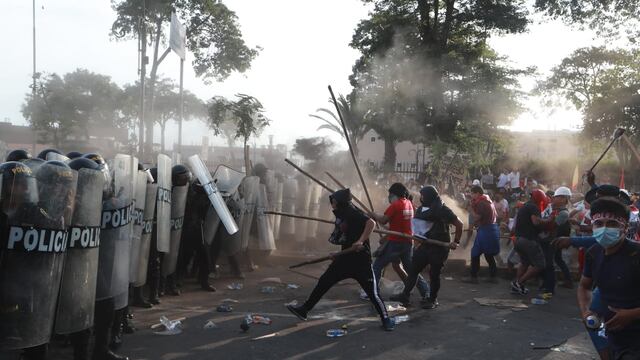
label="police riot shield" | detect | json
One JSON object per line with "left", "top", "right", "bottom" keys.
{"left": 156, "top": 154, "right": 172, "bottom": 252}
{"left": 188, "top": 155, "right": 238, "bottom": 235}
{"left": 239, "top": 176, "right": 260, "bottom": 250}
{"left": 307, "top": 183, "right": 322, "bottom": 240}
{"left": 128, "top": 170, "right": 148, "bottom": 284}
{"left": 203, "top": 204, "right": 221, "bottom": 245}
{"left": 295, "top": 178, "right": 312, "bottom": 243}
{"left": 95, "top": 155, "right": 133, "bottom": 302}
{"left": 212, "top": 164, "right": 245, "bottom": 196}
{"left": 162, "top": 184, "right": 188, "bottom": 277}
{"left": 0, "top": 162, "right": 77, "bottom": 350}
{"left": 133, "top": 183, "right": 157, "bottom": 287}
{"left": 55, "top": 167, "right": 104, "bottom": 335}
{"left": 251, "top": 184, "right": 276, "bottom": 251}
{"left": 265, "top": 170, "right": 277, "bottom": 224}
{"left": 280, "top": 178, "right": 298, "bottom": 239}
{"left": 221, "top": 192, "right": 246, "bottom": 255}
{"left": 272, "top": 181, "right": 284, "bottom": 239}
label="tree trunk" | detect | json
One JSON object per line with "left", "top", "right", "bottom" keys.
{"left": 160, "top": 121, "right": 166, "bottom": 152}
{"left": 244, "top": 139, "right": 251, "bottom": 174}
{"left": 383, "top": 136, "right": 397, "bottom": 174}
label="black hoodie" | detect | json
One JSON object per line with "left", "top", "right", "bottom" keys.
{"left": 329, "top": 189, "right": 371, "bottom": 252}
{"left": 414, "top": 186, "right": 457, "bottom": 243}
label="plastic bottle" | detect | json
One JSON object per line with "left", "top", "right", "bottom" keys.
{"left": 251, "top": 315, "right": 272, "bottom": 325}
{"left": 531, "top": 298, "right": 548, "bottom": 305}
{"left": 326, "top": 329, "right": 347, "bottom": 337}
{"left": 585, "top": 315, "right": 601, "bottom": 329}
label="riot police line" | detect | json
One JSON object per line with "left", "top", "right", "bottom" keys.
{"left": 0, "top": 149, "right": 327, "bottom": 360}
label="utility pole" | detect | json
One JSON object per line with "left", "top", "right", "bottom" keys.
{"left": 138, "top": 1, "right": 147, "bottom": 160}
{"left": 31, "top": 0, "right": 37, "bottom": 154}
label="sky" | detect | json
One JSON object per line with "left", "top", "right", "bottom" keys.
{"left": 1, "top": 1, "right": 605, "bottom": 151}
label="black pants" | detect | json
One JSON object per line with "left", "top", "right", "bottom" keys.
{"left": 93, "top": 297, "right": 115, "bottom": 357}
{"left": 403, "top": 245, "right": 448, "bottom": 300}
{"left": 470, "top": 254, "right": 497, "bottom": 278}
{"left": 302, "top": 252, "right": 388, "bottom": 321}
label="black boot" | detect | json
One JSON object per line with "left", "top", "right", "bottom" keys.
{"left": 93, "top": 298, "right": 129, "bottom": 360}
{"left": 110, "top": 308, "right": 124, "bottom": 350}
{"left": 70, "top": 329, "right": 91, "bottom": 360}
{"left": 131, "top": 286, "right": 152, "bottom": 308}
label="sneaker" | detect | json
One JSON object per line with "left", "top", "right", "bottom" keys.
{"left": 382, "top": 317, "right": 395, "bottom": 331}
{"left": 510, "top": 281, "right": 529, "bottom": 295}
{"left": 421, "top": 297, "right": 439, "bottom": 309}
{"left": 461, "top": 276, "right": 480, "bottom": 284}
{"left": 286, "top": 304, "right": 308, "bottom": 321}
{"left": 389, "top": 293, "right": 411, "bottom": 307}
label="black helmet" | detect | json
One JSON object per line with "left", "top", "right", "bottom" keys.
{"left": 68, "top": 157, "right": 100, "bottom": 171}
{"left": 82, "top": 153, "right": 111, "bottom": 198}
{"left": 0, "top": 161, "right": 38, "bottom": 212}
{"left": 21, "top": 157, "right": 45, "bottom": 172}
{"left": 66, "top": 151, "right": 83, "bottom": 159}
{"left": 149, "top": 167, "right": 158, "bottom": 184}
{"left": 36, "top": 148, "right": 62, "bottom": 160}
{"left": 36, "top": 161, "right": 75, "bottom": 220}
{"left": 172, "top": 164, "right": 192, "bottom": 187}
{"left": 6, "top": 149, "right": 32, "bottom": 162}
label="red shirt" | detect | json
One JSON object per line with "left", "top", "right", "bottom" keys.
{"left": 384, "top": 198, "right": 414, "bottom": 242}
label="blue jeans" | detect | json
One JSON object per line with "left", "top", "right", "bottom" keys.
{"left": 373, "top": 241, "right": 430, "bottom": 298}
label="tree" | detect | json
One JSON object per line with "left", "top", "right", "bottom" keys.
{"left": 309, "top": 94, "right": 370, "bottom": 156}
{"left": 111, "top": 0, "right": 259, "bottom": 158}
{"left": 22, "top": 69, "right": 124, "bottom": 149}
{"left": 207, "top": 94, "right": 270, "bottom": 170}
{"left": 534, "top": 0, "right": 640, "bottom": 42}
{"left": 292, "top": 137, "right": 335, "bottom": 166}
{"left": 539, "top": 47, "right": 640, "bottom": 168}
{"left": 349, "top": 0, "right": 528, "bottom": 172}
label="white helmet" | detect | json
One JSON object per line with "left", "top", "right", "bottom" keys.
{"left": 554, "top": 186, "right": 572, "bottom": 197}
{"left": 472, "top": 179, "right": 481, "bottom": 186}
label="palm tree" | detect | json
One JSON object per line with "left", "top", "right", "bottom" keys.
{"left": 309, "top": 94, "right": 370, "bottom": 156}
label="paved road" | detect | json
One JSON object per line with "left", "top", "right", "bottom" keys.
{"left": 3, "top": 257, "right": 598, "bottom": 360}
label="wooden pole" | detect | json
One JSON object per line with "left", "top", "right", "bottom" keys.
{"left": 324, "top": 171, "right": 371, "bottom": 213}
{"left": 328, "top": 85, "right": 375, "bottom": 212}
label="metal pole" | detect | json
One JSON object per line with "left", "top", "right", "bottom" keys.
{"left": 138, "top": 1, "right": 146, "bottom": 159}
{"left": 32, "top": 0, "right": 37, "bottom": 154}
{"left": 178, "top": 58, "right": 184, "bottom": 163}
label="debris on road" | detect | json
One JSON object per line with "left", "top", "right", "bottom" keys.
{"left": 221, "top": 298, "right": 239, "bottom": 303}
{"left": 394, "top": 315, "right": 410, "bottom": 324}
{"left": 474, "top": 297, "right": 528, "bottom": 310}
{"left": 285, "top": 300, "right": 298, "bottom": 307}
{"left": 261, "top": 286, "right": 276, "bottom": 294}
{"left": 287, "top": 283, "right": 301, "bottom": 289}
{"left": 326, "top": 329, "right": 347, "bottom": 337}
{"left": 152, "top": 316, "right": 183, "bottom": 336}
{"left": 203, "top": 320, "right": 218, "bottom": 330}
{"left": 386, "top": 302, "right": 407, "bottom": 312}
{"left": 259, "top": 277, "right": 282, "bottom": 284}
{"left": 227, "top": 283, "right": 244, "bottom": 290}
{"left": 216, "top": 304, "right": 234, "bottom": 312}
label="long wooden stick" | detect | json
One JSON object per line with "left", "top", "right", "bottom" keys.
{"left": 285, "top": 159, "right": 334, "bottom": 193}
{"left": 289, "top": 247, "right": 356, "bottom": 269}
{"left": 328, "top": 85, "right": 375, "bottom": 213}
{"left": 324, "top": 171, "right": 371, "bottom": 213}
{"left": 269, "top": 210, "right": 451, "bottom": 248}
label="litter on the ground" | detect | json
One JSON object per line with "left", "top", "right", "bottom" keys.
{"left": 394, "top": 315, "right": 410, "bottom": 324}
{"left": 259, "top": 277, "right": 282, "bottom": 284}
{"left": 386, "top": 303, "right": 407, "bottom": 312}
{"left": 287, "top": 283, "right": 301, "bottom": 289}
{"left": 216, "top": 304, "right": 233, "bottom": 312}
{"left": 227, "top": 283, "right": 243, "bottom": 290}
{"left": 285, "top": 300, "right": 298, "bottom": 307}
{"left": 203, "top": 320, "right": 218, "bottom": 330}
{"left": 261, "top": 286, "right": 276, "bottom": 294}
{"left": 221, "top": 298, "right": 239, "bottom": 303}
{"left": 474, "top": 297, "right": 528, "bottom": 310}
{"left": 251, "top": 315, "right": 272, "bottom": 325}
{"left": 326, "top": 329, "right": 347, "bottom": 337}
{"left": 152, "top": 316, "right": 183, "bottom": 335}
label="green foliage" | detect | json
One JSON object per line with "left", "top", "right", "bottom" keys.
{"left": 292, "top": 136, "right": 335, "bottom": 163}
{"left": 309, "top": 94, "right": 371, "bottom": 155}
{"left": 111, "top": 0, "right": 259, "bottom": 82}
{"left": 21, "top": 69, "right": 124, "bottom": 147}
{"left": 207, "top": 94, "right": 270, "bottom": 146}
{"left": 349, "top": 0, "right": 529, "bottom": 171}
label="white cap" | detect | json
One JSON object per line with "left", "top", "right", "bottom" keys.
{"left": 472, "top": 179, "right": 481, "bottom": 186}
{"left": 554, "top": 186, "right": 572, "bottom": 197}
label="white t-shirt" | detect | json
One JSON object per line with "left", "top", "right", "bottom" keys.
{"left": 497, "top": 173, "right": 509, "bottom": 188}
{"left": 509, "top": 171, "right": 520, "bottom": 189}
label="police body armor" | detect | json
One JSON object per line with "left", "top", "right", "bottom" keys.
{"left": 54, "top": 166, "right": 104, "bottom": 335}
{"left": 95, "top": 155, "right": 133, "bottom": 304}
{"left": 0, "top": 161, "right": 77, "bottom": 349}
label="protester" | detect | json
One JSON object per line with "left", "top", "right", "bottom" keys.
{"left": 463, "top": 186, "right": 500, "bottom": 283}
{"left": 497, "top": 169, "right": 509, "bottom": 191}
{"left": 369, "top": 183, "right": 430, "bottom": 301}
{"left": 390, "top": 186, "right": 463, "bottom": 309}
{"left": 286, "top": 189, "right": 395, "bottom": 331}
{"left": 494, "top": 190, "right": 509, "bottom": 226}
{"left": 578, "top": 197, "right": 640, "bottom": 359}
